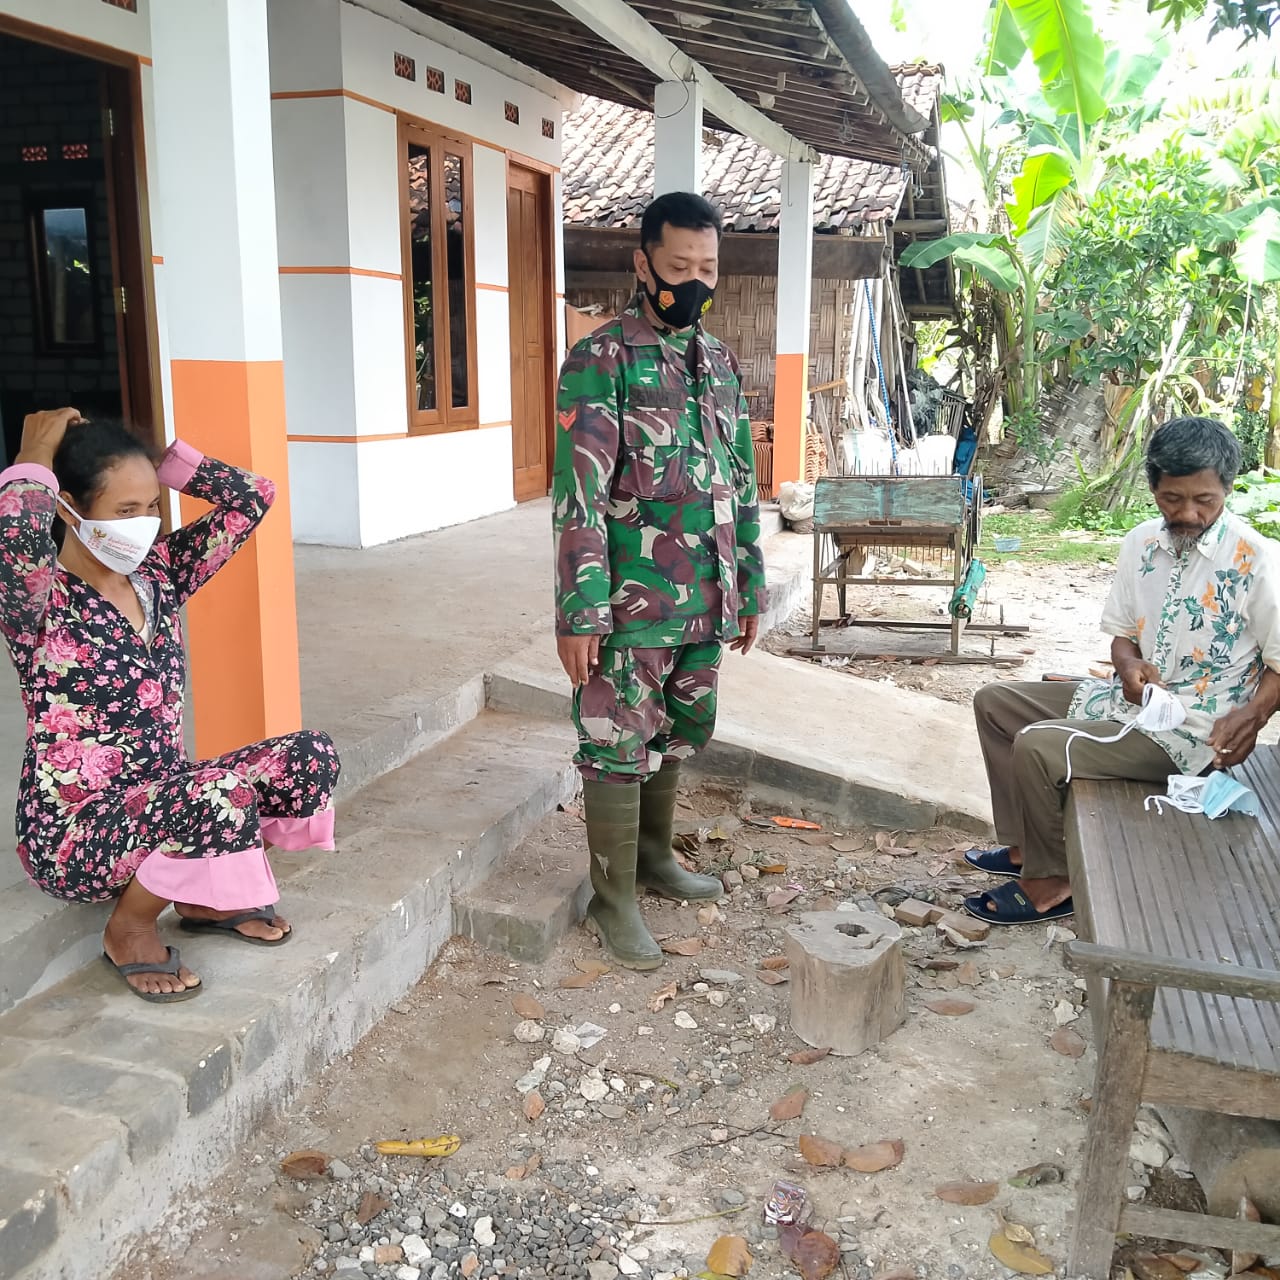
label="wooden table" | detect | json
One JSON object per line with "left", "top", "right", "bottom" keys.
{"left": 1064, "top": 748, "right": 1280, "bottom": 1275}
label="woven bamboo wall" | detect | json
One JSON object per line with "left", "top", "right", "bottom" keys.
{"left": 567, "top": 276, "right": 854, "bottom": 418}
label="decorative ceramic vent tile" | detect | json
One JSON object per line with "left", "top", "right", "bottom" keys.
{"left": 455, "top": 80, "right": 472, "bottom": 105}
{"left": 542, "top": 117, "right": 555, "bottom": 139}
{"left": 426, "top": 67, "right": 445, "bottom": 93}
{"left": 394, "top": 53, "right": 416, "bottom": 81}
{"left": 20, "top": 145, "right": 48, "bottom": 163}
{"left": 504, "top": 101, "right": 520, "bottom": 125}
{"left": 62, "top": 143, "right": 90, "bottom": 161}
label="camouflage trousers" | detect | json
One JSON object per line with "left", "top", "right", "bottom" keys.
{"left": 572, "top": 642, "right": 723, "bottom": 781}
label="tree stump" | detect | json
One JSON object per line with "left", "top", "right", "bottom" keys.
{"left": 784, "top": 911, "right": 906, "bottom": 1056}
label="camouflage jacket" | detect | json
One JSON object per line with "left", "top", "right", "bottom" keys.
{"left": 553, "top": 295, "right": 767, "bottom": 646}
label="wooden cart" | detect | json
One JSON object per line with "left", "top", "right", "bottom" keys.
{"left": 809, "top": 472, "right": 992, "bottom": 657}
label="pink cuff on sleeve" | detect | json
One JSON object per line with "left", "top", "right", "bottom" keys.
{"left": 0, "top": 463, "right": 58, "bottom": 492}
{"left": 156, "top": 439, "right": 204, "bottom": 491}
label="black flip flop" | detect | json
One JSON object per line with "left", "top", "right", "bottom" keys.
{"left": 178, "top": 906, "right": 292, "bottom": 947}
{"left": 963, "top": 846, "right": 1022, "bottom": 876}
{"left": 963, "top": 881, "right": 1074, "bottom": 927}
{"left": 102, "top": 945, "right": 202, "bottom": 1003}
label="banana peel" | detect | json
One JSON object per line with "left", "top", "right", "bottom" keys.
{"left": 374, "top": 1134, "right": 461, "bottom": 1159}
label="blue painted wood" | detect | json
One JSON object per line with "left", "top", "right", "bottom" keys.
{"left": 814, "top": 475, "right": 966, "bottom": 529}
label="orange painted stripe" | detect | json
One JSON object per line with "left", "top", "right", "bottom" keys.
{"left": 772, "top": 351, "right": 808, "bottom": 489}
{"left": 476, "top": 282, "right": 508, "bottom": 293}
{"left": 279, "top": 266, "right": 402, "bottom": 281}
{"left": 171, "top": 359, "right": 301, "bottom": 759}
{"left": 272, "top": 87, "right": 395, "bottom": 114}
{"left": 139, "top": 55, "right": 154, "bottom": 67}
{"left": 288, "top": 433, "right": 409, "bottom": 444}
{"left": 152, "top": 255, "right": 164, "bottom": 265}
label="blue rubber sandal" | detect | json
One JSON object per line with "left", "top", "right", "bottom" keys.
{"left": 963, "top": 846, "right": 1022, "bottom": 876}
{"left": 963, "top": 881, "right": 1074, "bottom": 927}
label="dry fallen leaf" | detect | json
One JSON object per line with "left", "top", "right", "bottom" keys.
{"left": 574, "top": 957, "right": 610, "bottom": 975}
{"left": 1158, "top": 1255, "right": 1204, "bottom": 1274}
{"left": 1001, "top": 1220, "right": 1036, "bottom": 1246}
{"left": 769, "top": 1087, "right": 808, "bottom": 1122}
{"left": 773, "top": 816, "right": 821, "bottom": 830}
{"left": 922, "top": 997, "right": 976, "bottom": 1016}
{"left": 357, "top": 1191, "right": 390, "bottom": 1224}
{"left": 559, "top": 970, "right": 602, "bottom": 989}
{"left": 788, "top": 1046, "right": 832, "bottom": 1065}
{"left": 523, "top": 1091, "right": 545, "bottom": 1122}
{"left": 790, "top": 1231, "right": 840, "bottom": 1280}
{"left": 281, "top": 1149, "right": 329, "bottom": 1181}
{"left": 506, "top": 1163, "right": 529, "bottom": 1180}
{"left": 767, "top": 888, "right": 802, "bottom": 911}
{"left": 512, "top": 994, "right": 546, "bottom": 1021}
{"left": 757, "top": 970, "right": 790, "bottom": 986}
{"left": 988, "top": 1230, "right": 1053, "bottom": 1276}
{"left": 706, "top": 1235, "right": 753, "bottom": 1278}
{"left": 697, "top": 905, "right": 723, "bottom": 927}
{"left": 934, "top": 1180, "right": 999, "bottom": 1206}
{"left": 844, "top": 1139, "right": 905, "bottom": 1173}
{"left": 759, "top": 863, "right": 788, "bottom": 875}
{"left": 1050, "top": 1027, "right": 1087, "bottom": 1058}
{"left": 798, "top": 1134, "right": 846, "bottom": 1167}
{"left": 648, "top": 980, "right": 679, "bottom": 1012}
{"left": 956, "top": 961, "right": 981, "bottom": 987}
{"left": 919, "top": 958, "right": 959, "bottom": 971}
{"left": 661, "top": 937, "right": 704, "bottom": 957}
{"left": 1132, "top": 1255, "right": 1193, "bottom": 1280}
{"left": 761, "top": 955, "right": 790, "bottom": 970}
{"left": 874, "top": 831, "right": 893, "bottom": 851}
{"left": 830, "top": 837, "right": 863, "bottom": 854}
{"left": 374, "top": 1135, "right": 461, "bottom": 1159}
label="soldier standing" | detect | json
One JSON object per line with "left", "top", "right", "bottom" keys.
{"left": 552, "top": 192, "right": 767, "bottom": 970}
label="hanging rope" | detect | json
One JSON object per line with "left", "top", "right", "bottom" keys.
{"left": 864, "top": 280, "right": 898, "bottom": 474}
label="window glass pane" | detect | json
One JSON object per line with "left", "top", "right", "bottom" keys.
{"left": 39, "top": 207, "right": 94, "bottom": 347}
{"left": 444, "top": 152, "right": 470, "bottom": 409}
{"left": 407, "top": 143, "right": 436, "bottom": 412}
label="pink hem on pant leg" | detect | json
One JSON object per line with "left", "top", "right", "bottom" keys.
{"left": 260, "top": 808, "right": 335, "bottom": 851}
{"left": 134, "top": 845, "right": 279, "bottom": 911}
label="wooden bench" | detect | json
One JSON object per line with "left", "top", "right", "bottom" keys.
{"left": 1064, "top": 745, "right": 1280, "bottom": 1276}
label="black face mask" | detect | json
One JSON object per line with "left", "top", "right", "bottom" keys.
{"left": 642, "top": 253, "right": 715, "bottom": 330}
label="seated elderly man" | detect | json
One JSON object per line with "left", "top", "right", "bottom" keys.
{"left": 964, "top": 415, "right": 1280, "bottom": 925}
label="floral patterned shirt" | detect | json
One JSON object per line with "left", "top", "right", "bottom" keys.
{"left": 1069, "top": 511, "right": 1280, "bottom": 774}
{"left": 0, "top": 441, "right": 275, "bottom": 888}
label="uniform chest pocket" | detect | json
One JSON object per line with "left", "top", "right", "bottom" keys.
{"left": 616, "top": 390, "right": 691, "bottom": 501}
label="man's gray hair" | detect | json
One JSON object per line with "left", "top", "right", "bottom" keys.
{"left": 1145, "top": 416, "right": 1241, "bottom": 491}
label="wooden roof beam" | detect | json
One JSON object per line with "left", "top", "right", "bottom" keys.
{"left": 548, "top": 0, "right": 818, "bottom": 163}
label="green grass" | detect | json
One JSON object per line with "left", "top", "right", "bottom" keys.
{"left": 980, "top": 512, "right": 1121, "bottom": 566}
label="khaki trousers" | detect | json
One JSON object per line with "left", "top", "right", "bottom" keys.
{"left": 973, "top": 680, "right": 1177, "bottom": 880}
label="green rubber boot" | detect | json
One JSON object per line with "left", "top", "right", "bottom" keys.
{"left": 582, "top": 780, "right": 662, "bottom": 970}
{"left": 636, "top": 763, "right": 725, "bottom": 902}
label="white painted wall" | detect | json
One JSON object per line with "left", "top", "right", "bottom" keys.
{"left": 268, "top": 0, "right": 566, "bottom": 546}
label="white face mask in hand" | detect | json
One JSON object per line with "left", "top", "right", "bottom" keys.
{"left": 58, "top": 497, "right": 160, "bottom": 575}
{"left": 1022, "top": 682, "right": 1186, "bottom": 785}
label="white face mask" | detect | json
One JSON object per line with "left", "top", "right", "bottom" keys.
{"left": 58, "top": 497, "right": 160, "bottom": 575}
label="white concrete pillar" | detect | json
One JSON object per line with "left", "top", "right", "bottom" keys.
{"left": 654, "top": 79, "right": 703, "bottom": 195}
{"left": 150, "top": 0, "right": 301, "bottom": 756}
{"left": 774, "top": 159, "right": 815, "bottom": 486}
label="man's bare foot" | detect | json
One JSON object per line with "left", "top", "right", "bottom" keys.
{"left": 103, "top": 916, "right": 201, "bottom": 996}
{"left": 173, "top": 903, "right": 291, "bottom": 942}
{"left": 1018, "top": 874, "right": 1072, "bottom": 912}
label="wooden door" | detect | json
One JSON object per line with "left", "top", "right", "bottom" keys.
{"left": 102, "top": 62, "right": 161, "bottom": 449}
{"left": 507, "top": 163, "right": 554, "bottom": 502}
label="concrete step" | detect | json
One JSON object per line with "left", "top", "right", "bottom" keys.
{"left": 0, "top": 674, "right": 490, "bottom": 1020}
{"left": 454, "top": 811, "right": 589, "bottom": 964}
{"left": 0, "top": 709, "right": 578, "bottom": 1280}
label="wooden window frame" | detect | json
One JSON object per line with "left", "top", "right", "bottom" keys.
{"left": 398, "top": 115, "right": 479, "bottom": 435}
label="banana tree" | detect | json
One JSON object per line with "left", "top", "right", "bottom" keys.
{"left": 903, "top": 0, "right": 1166, "bottom": 422}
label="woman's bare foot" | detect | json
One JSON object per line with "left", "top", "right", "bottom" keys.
{"left": 104, "top": 900, "right": 200, "bottom": 996}
{"left": 173, "top": 903, "right": 291, "bottom": 942}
